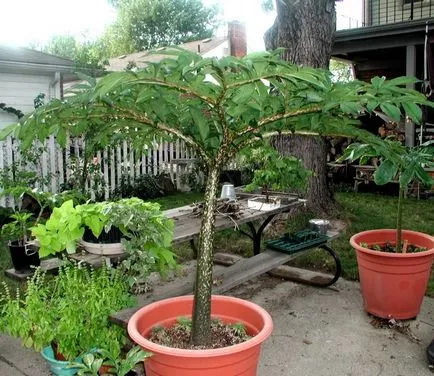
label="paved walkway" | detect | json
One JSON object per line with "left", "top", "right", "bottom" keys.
{"left": 1, "top": 276, "right": 433, "bottom": 376}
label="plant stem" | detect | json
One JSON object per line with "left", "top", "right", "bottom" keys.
{"left": 396, "top": 187, "right": 404, "bottom": 253}
{"left": 191, "top": 165, "right": 221, "bottom": 346}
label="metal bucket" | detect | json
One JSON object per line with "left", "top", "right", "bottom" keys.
{"left": 220, "top": 184, "right": 236, "bottom": 200}
{"left": 309, "top": 219, "right": 330, "bottom": 235}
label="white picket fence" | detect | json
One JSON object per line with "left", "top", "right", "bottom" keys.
{"left": 0, "top": 135, "right": 197, "bottom": 207}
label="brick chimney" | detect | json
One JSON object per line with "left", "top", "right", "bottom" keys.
{"left": 228, "top": 21, "right": 247, "bottom": 57}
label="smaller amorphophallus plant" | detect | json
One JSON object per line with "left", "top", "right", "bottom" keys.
{"left": 243, "top": 144, "right": 311, "bottom": 202}
{"left": 340, "top": 139, "right": 434, "bottom": 252}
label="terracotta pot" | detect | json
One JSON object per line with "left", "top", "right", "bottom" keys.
{"left": 128, "top": 295, "right": 273, "bottom": 376}
{"left": 350, "top": 229, "right": 434, "bottom": 319}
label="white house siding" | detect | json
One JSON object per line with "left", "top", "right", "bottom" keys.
{"left": 0, "top": 72, "right": 61, "bottom": 129}
{"left": 369, "top": 0, "right": 433, "bottom": 26}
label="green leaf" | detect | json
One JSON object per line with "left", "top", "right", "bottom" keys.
{"left": 380, "top": 103, "right": 402, "bottom": 122}
{"left": 385, "top": 76, "right": 419, "bottom": 87}
{"left": 373, "top": 160, "right": 398, "bottom": 185}
{"left": 190, "top": 108, "right": 209, "bottom": 141}
{"left": 402, "top": 102, "right": 422, "bottom": 123}
{"left": 340, "top": 102, "right": 361, "bottom": 114}
{"left": 0, "top": 123, "right": 19, "bottom": 140}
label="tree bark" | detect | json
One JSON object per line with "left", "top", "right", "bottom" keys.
{"left": 264, "top": 0, "right": 336, "bottom": 214}
{"left": 191, "top": 164, "right": 221, "bottom": 345}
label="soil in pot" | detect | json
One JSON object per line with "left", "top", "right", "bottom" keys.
{"left": 360, "top": 241, "right": 426, "bottom": 254}
{"left": 148, "top": 317, "right": 250, "bottom": 350}
{"left": 8, "top": 240, "right": 40, "bottom": 272}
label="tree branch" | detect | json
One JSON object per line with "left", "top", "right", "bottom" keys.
{"left": 112, "top": 106, "right": 208, "bottom": 160}
{"left": 237, "top": 105, "right": 322, "bottom": 137}
{"left": 134, "top": 78, "right": 217, "bottom": 106}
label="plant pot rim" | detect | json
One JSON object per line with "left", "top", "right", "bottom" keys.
{"left": 41, "top": 345, "right": 81, "bottom": 365}
{"left": 350, "top": 229, "right": 434, "bottom": 258}
{"left": 127, "top": 295, "right": 273, "bottom": 358}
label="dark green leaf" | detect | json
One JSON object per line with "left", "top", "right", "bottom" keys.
{"left": 374, "top": 159, "right": 398, "bottom": 185}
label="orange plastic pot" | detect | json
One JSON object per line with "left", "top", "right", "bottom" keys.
{"left": 350, "top": 229, "right": 434, "bottom": 319}
{"left": 128, "top": 295, "right": 273, "bottom": 376}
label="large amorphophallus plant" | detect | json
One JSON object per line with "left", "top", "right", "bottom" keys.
{"left": 1, "top": 48, "right": 431, "bottom": 345}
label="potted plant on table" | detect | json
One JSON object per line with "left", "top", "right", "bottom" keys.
{"left": 243, "top": 145, "right": 310, "bottom": 211}
{"left": 341, "top": 140, "right": 434, "bottom": 319}
{"left": 31, "top": 197, "right": 176, "bottom": 291}
{"left": 0, "top": 261, "right": 135, "bottom": 376}
{"left": 6, "top": 50, "right": 431, "bottom": 374}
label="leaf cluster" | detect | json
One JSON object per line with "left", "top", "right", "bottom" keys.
{"left": 340, "top": 140, "right": 434, "bottom": 188}
{"left": 0, "top": 262, "right": 134, "bottom": 360}
{"left": 72, "top": 346, "right": 151, "bottom": 376}
{"left": 7, "top": 50, "right": 431, "bottom": 170}
{"left": 243, "top": 145, "right": 311, "bottom": 197}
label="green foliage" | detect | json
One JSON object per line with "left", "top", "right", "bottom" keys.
{"left": 1, "top": 212, "right": 33, "bottom": 244}
{"left": 112, "top": 172, "right": 165, "bottom": 200}
{"left": 340, "top": 141, "right": 434, "bottom": 252}
{"left": 7, "top": 49, "right": 432, "bottom": 345}
{"left": 41, "top": 34, "right": 108, "bottom": 73}
{"left": 72, "top": 346, "right": 151, "bottom": 376}
{"left": 31, "top": 198, "right": 176, "bottom": 289}
{"left": 341, "top": 141, "right": 434, "bottom": 189}
{"left": 103, "top": 0, "right": 220, "bottom": 56}
{"left": 243, "top": 145, "right": 311, "bottom": 201}
{"left": 0, "top": 262, "right": 134, "bottom": 360}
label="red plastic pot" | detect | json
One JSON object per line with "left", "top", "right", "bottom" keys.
{"left": 350, "top": 229, "right": 434, "bottom": 319}
{"left": 128, "top": 295, "right": 273, "bottom": 376}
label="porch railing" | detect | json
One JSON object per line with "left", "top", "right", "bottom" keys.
{"left": 337, "top": 0, "right": 434, "bottom": 30}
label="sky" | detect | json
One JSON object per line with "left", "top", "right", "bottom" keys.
{"left": 0, "top": 0, "right": 363, "bottom": 52}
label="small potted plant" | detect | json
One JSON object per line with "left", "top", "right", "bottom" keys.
{"left": 243, "top": 145, "right": 310, "bottom": 211}
{"left": 341, "top": 140, "right": 434, "bottom": 319}
{"left": 0, "top": 262, "right": 135, "bottom": 376}
{"left": 31, "top": 198, "right": 176, "bottom": 291}
{"left": 70, "top": 346, "right": 151, "bottom": 376}
{"left": 0, "top": 187, "right": 53, "bottom": 271}
{"left": 1, "top": 211, "right": 40, "bottom": 271}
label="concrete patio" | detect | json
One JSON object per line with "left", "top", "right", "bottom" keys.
{"left": 1, "top": 275, "right": 433, "bottom": 376}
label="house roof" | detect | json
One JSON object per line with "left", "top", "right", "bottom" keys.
{"left": 107, "top": 36, "right": 227, "bottom": 72}
{"left": 0, "top": 45, "right": 74, "bottom": 73}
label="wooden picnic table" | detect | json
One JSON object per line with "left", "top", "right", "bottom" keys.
{"left": 165, "top": 195, "right": 303, "bottom": 255}
{"left": 5, "top": 195, "right": 303, "bottom": 280}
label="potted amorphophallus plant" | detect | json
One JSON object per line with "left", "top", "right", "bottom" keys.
{"left": 341, "top": 139, "right": 434, "bottom": 319}
{"left": 243, "top": 145, "right": 310, "bottom": 211}
{"left": 7, "top": 49, "right": 433, "bottom": 375}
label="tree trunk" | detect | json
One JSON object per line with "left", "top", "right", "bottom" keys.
{"left": 191, "top": 164, "right": 221, "bottom": 346}
{"left": 264, "top": 0, "right": 336, "bottom": 214}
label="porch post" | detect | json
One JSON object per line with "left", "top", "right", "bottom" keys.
{"left": 405, "top": 44, "right": 417, "bottom": 147}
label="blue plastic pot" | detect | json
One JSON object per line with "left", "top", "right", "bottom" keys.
{"left": 41, "top": 346, "right": 82, "bottom": 376}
